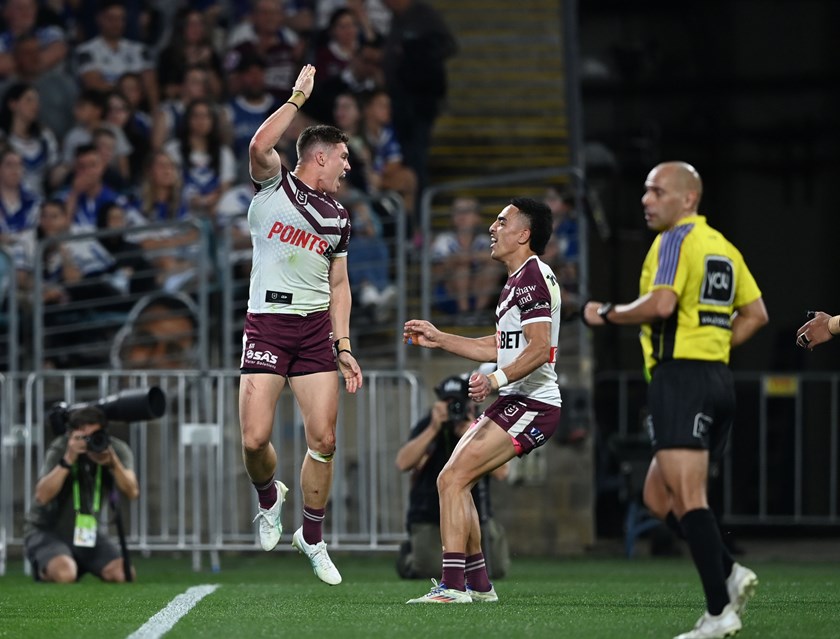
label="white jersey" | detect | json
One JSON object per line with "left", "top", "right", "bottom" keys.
{"left": 247, "top": 165, "right": 350, "bottom": 315}
{"left": 495, "top": 256, "right": 562, "bottom": 406}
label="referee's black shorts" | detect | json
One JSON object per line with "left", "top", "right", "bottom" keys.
{"left": 646, "top": 359, "right": 735, "bottom": 460}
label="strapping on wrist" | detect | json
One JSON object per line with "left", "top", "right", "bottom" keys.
{"left": 286, "top": 90, "right": 306, "bottom": 110}
{"left": 829, "top": 315, "right": 840, "bottom": 336}
{"left": 489, "top": 369, "right": 508, "bottom": 390}
{"left": 334, "top": 336, "right": 352, "bottom": 356}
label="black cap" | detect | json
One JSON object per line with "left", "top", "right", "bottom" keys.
{"left": 434, "top": 375, "right": 469, "bottom": 402}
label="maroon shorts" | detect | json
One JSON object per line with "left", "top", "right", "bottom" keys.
{"left": 481, "top": 394, "right": 561, "bottom": 456}
{"left": 240, "top": 310, "right": 335, "bottom": 376}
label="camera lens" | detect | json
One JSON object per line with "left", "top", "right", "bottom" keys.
{"left": 85, "top": 430, "right": 111, "bottom": 453}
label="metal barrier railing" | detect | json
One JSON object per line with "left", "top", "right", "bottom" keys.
{"left": 595, "top": 370, "right": 840, "bottom": 526}
{"left": 0, "top": 245, "right": 18, "bottom": 373}
{"left": 30, "top": 220, "right": 213, "bottom": 371}
{"left": 0, "top": 368, "right": 421, "bottom": 574}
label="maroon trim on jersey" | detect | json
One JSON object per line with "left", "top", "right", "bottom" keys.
{"left": 280, "top": 167, "right": 347, "bottom": 237}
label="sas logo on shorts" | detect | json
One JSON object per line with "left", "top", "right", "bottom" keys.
{"left": 701, "top": 256, "right": 735, "bottom": 305}
{"left": 246, "top": 349, "right": 279, "bottom": 365}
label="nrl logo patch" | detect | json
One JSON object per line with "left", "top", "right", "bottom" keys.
{"left": 295, "top": 190, "right": 308, "bottom": 206}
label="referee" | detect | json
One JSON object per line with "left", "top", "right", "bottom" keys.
{"left": 583, "top": 161, "right": 769, "bottom": 639}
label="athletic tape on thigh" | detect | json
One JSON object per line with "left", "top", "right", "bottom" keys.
{"left": 307, "top": 447, "right": 334, "bottom": 463}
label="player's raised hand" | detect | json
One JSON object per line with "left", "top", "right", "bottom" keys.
{"left": 292, "top": 64, "right": 316, "bottom": 99}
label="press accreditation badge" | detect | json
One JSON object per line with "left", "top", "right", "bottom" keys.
{"left": 73, "top": 514, "right": 98, "bottom": 547}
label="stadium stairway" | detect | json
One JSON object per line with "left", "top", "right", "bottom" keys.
{"left": 430, "top": 0, "right": 571, "bottom": 198}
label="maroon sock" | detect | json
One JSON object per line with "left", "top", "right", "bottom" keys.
{"left": 465, "top": 552, "right": 492, "bottom": 592}
{"left": 302, "top": 506, "right": 325, "bottom": 544}
{"left": 441, "top": 552, "right": 466, "bottom": 591}
{"left": 254, "top": 478, "right": 277, "bottom": 510}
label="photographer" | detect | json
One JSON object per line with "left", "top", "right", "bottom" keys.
{"left": 395, "top": 374, "right": 510, "bottom": 581}
{"left": 24, "top": 406, "right": 139, "bottom": 583}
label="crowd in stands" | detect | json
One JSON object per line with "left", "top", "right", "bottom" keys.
{"left": 0, "top": 1, "right": 582, "bottom": 369}
{"left": 0, "top": 0, "right": 462, "bottom": 367}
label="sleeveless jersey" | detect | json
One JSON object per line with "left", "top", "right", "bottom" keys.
{"left": 247, "top": 164, "right": 350, "bottom": 314}
{"left": 495, "top": 256, "right": 562, "bottom": 406}
{"left": 639, "top": 214, "right": 762, "bottom": 372}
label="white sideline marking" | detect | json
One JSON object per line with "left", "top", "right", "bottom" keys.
{"left": 127, "top": 584, "right": 220, "bottom": 639}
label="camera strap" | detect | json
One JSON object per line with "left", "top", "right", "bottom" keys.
{"left": 72, "top": 464, "right": 102, "bottom": 514}
{"left": 72, "top": 464, "right": 102, "bottom": 548}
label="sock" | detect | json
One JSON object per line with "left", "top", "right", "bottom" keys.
{"left": 680, "top": 508, "right": 729, "bottom": 616}
{"left": 302, "top": 506, "right": 325, "bottom": 544}
{"left": 441, "top": 552, "right": 466, "bottom": 591}
{"left": 720, "top": 542, "right": 735, "bottom": 578}
{"left": 665, "top": 511, "right": 686, "bottom": 539}
{"left": 465, "top": 552, "right": 492, "bottom": 592}
{"left": 254, "top": 478, "right": 277, "bottom": 510}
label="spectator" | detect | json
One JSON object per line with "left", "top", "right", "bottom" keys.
{"left": 332, "top": 91, "right": 374, "bottom": 195}
{"left": 21, "top": 198, "right": 126, "bottom": 366}
{"left": 0, "top": 82, "right": 62, "bottom": 197}
{"left": 59, "top": 144, "right": 138, "bottom": 230}
{"left": 91, "top": 126, "right": 130, "bottom": 192}
{"left": 150, "top": 64, "right": 212, "bottom": 152}
{"left": 73, "top": 0, "right": 159, "bottom": 112}
{"left": 61, "top": 89, "right": 133, "bottom": 176}
{"left": 344, "top": 196, "right": 395, "bottom": 323}
{"left": 313, "top": 8, "right": 360, "bottom": 84}
{"left": 301, "top": 40, "right": 384, "bottom": 126}
{"left": 382, "top": 0, "right": 457, "bottom": 197}
{"left": 0, "top": 0, "right": 68, "bottom": 80}
{"left": 104, "top": 89, "right": 151, "bottom": 192}
{"left": 163, "top": 98, "right": 236, "bottom": 221}
{"left": 0, "top": 147, "right": 39, "bottom": 284}
{"left": 430, "top": 196, "right": 503, "bottom": 322}
{"left": 221, "top": 53, "right": 280, "bottom": 183}
{"left": 0, "top": 33, "right": 78, "bottom": 141}
{"left": 156, "top": 7, "right": 224, "bottom": 102}
{"left": 542, "top": 186, "right": 580, "bottom": 319}
{"left": 95, "top": 200, "right": 156, "bottom": 296}
{"left": 131, "top": 150, "right": 201, "bottom": 293}
{"left": 116, "top": 72, "right": 153, "bottom": 122}
{"left": 224, "top": 0, "right": 305, "bottom": 102}
{"left": 345, "top": 0, "right": 387, "bottom": 46}
{"left": 360, "top": 87, "right": 417, "bottom": 218}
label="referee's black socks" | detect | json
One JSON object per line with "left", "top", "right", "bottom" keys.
{"left": 680, "top": 508, "right": 729, "bottom": 616}
{"left": 669, "top": 509, "right": 736, "bottom": 581}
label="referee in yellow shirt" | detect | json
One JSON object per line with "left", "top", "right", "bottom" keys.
{"left": 584, "top": 161, "right": 769, "bottom": 639}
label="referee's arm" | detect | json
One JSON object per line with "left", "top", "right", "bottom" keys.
{"left": 731, "top": 297, "right": 769, "bottom": 347}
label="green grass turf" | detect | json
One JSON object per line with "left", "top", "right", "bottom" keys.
{"left": 0, "top": 553, "right": 838, "bottom": 638}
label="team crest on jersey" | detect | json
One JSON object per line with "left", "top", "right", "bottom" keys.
{"left": 295, "top": 190, "right": 308, "bottom": 207}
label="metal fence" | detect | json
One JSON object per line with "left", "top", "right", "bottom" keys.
{"left": 0, "top": 246, "right": 18, "bottom": 373}
{"left": 0, "top": 369, "right": 422, "bottom": 575}
{"left": 595, "top": 370, "right": 840, "bottom": 526}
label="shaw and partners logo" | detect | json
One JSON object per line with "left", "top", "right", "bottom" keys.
{"left": 267, "top": 221, "right": 329, "bottom": 254}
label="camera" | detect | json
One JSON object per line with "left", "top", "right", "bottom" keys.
{"left": 47, "top": 387, "right": 167, "bottom": 437}
{"left": 434, "top": 375, "right": 470, "bottom": 423}
{"left": 84, "top": 429, "right": 111, "bottom": 453}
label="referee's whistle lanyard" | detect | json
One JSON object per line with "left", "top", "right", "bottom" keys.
{"left": 71, "top": 464, "right": 102, "bottom": 548}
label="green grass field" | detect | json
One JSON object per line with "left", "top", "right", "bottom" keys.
{"left": 1, "top": 552, "right": 838, "bottom": 638}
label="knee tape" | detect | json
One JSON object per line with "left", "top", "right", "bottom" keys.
{"left": 307, "top": 447, "right": 334, "bottom": 463}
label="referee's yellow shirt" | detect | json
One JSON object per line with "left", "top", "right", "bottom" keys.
{"left": 639, "top": 215, "right": 762, "bottom": 373}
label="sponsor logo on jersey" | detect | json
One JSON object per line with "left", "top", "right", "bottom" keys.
{"left": 267, "top": 221, "right": 329, "bottom": 254}
{"left": 701, "top": 256, "right": 735, "bottom": 305}
{"left": 245, "top": 348, "right": 279, "bottom": 365}
{"left": 497, "top": 330, "right": 523, "bottom": 349}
